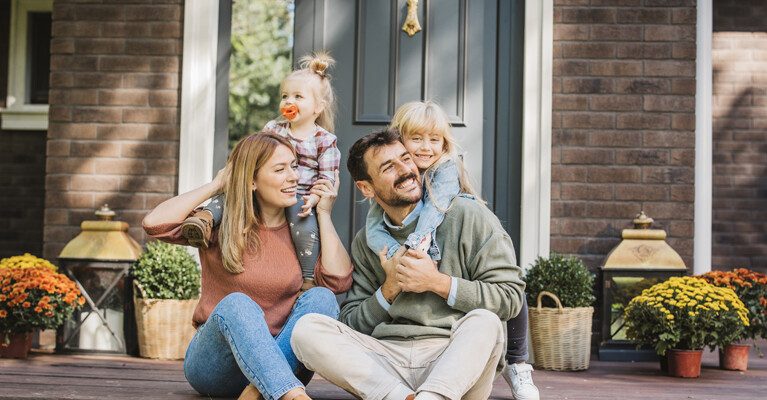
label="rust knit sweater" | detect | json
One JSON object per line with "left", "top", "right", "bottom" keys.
{"left": 143, "top": 219, "right": 353, "bottom": 336}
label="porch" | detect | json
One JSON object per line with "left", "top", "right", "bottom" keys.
{"left": 1, "top": 343, "right": 765, "bottom": 399}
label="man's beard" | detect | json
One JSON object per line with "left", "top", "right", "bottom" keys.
{"left": 378, "top": 172, "right": 421, "bottom": 207}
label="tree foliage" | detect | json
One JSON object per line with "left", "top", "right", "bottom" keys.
{"left": 229, "top": 0, "right": 294, "bottom": 146}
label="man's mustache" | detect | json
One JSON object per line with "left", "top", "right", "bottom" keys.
{"left": 394, "top": 173, "right": 418, "bottom": 188}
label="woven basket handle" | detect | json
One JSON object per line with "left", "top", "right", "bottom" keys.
{"left": 133, "top": 279, "right": 148, "bottom": 299}
{"left": 536, "top": 291, "right": 564, "bottom": 314}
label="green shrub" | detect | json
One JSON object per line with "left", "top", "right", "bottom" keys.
{"left": 132, "top": 241, "right": 200, "bottom": 300}
{"left": 523, "top": 252, "right": 595, "bottom": 308}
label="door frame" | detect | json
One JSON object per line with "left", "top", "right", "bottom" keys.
{"left": 177, "top": 0, "right": 553, "bottom": 271}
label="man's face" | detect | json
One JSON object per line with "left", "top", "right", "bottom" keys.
{"left": 358, "top": 142, "right": 422, "bottom": 207}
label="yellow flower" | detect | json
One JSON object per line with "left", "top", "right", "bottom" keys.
{"left": 666, "top": 314, "right": 674, "bottom": 320}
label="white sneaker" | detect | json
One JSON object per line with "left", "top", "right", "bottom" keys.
{"left": 501, "top": 363, "right": 540, "bottom": 400}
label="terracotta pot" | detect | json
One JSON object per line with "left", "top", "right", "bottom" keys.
{"left": 0, "top": 332, "right": 33, "bottom": 358}
{"left": 719, "top": 344, "right": 750, "bottom": 371}
{"left": 666, "top": 349, "right": 703, "bottom": 378}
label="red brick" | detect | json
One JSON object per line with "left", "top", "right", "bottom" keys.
{"left": 51, "top": 55, "right": 99, "bottom": 71}
{"left": 125, "top": 39, "right": 178, "bottom": 55}
{"left": 147, "top": 125, "right": 179, "bottom": 141}
{"left": 46, "top": 141, "right": 71, "bottom": 157}
{"left": 45, "top": 192, "right": 95, "bottom": 209}
{"left": 150, "top": 57, "right": 180, "bottom": 72}
{"left": 590, "top": 95, "right": 641, "bottom": 111}
{"left": 76, "top": 6, "right": 125, "bottom": 21}
{"left": 151, "top": 22, "right": 182, "bottom": 38}
{"left": 123, "top": 108, "right": 173, "bottom": 123}
{"left": 553, "top": 25, "right": 588, "bottom": 41}
{"left": 616, "top": 43, "right": 671, "bottom": 60}
{"left": 671, "top": 149, "right": 695, "bottom": 166}
{"left": 126, "top": 6, "right": 180, "bottom": 21}
{"left": 49, "top": 106, "right": 72, "bottom": 122}
{"left": 71, "top": 107, "right": 122, "bottom": 123}
{"left": 615, "top": 78, "right": 671, "bottom": 94}
{"left": 669, "top": 221, "right": 694, "bottom": 238}
{"left": 672, "top": 43, "right": 696, "bottom": 59}
{"left": 45, "top": 175, "right": 70, "bottom": 191}
{"left": 47, "top": 123, "right": 97, "bottom": 139}
{"left": 617, "top": 114, "right": 670, "bottom": 130}
{"left": 672, "top": 79, "right": 696, "bottom": 95}
{"left": 146, "top": 160, "right": 178, "bottom": 175}
{"left": 46, "top": 158, "right": 95, "bottom": 174}
{"left": 616, "top": 149, "right": 669, "bottom": 165}
{"left": 643, "top": 167, "right": 694, "bottom": 185}
{"left": 75, "top": 38, "right": 125, "bottom": 55}
{"left": 616, "top": 9, "right": 670, "bottom": 24}
{"left": 121, "top": 143, "right": 173, "bottom": 158}
{"left": 123, "top": 73, "right": 176, "bottom": 89}
{"left": 102, "top": 22, "right": 152, "bottom": 38}
{"left": 562, "top": 43, "right": 615, "bottom": 59}
{"left": 644, "top": 131, "right": 694, "bottom": 148}
{"left": 589, "top": 131, "right": 642, "bottom": 147}
{"left": 100, "top": 56, "right": 151, "bottom": 72}
{"left": 643, "top": 202, "right": 694, "bottom": 220}
{"left": 49, "top": 89, "right": 98, "bottom": 105}
{"left": 43, "top": 226, "right": 83, "bottom": 243}
{"left": 552, "top": 166, "right": 587, "bottom": 182}
{"left": 51, "top": 38, "right": 75, "bottom": 54}
{"left": 146, "top": 194, "right": 174, "bottom": 209}
{"left": 589, "top": 61, "right": 643, "bottom": 76}
{"left": 553, "top": 61, "right": 588, "bottom": 76}
{"left": 645, "top": 26, "right": 696, "bottom": 42}
{"left": 44, "top": 209, "right": 69, "bottom": 225}
{"left": 71, "top": 142, "right": 121, "bottom": 157}
{"left": 560, "top": 149, "right": 614, "bottom": 164}
{"left": 52, "top": 4, "right": 76, "bottom": 21}
{"left": 590, "top": 0, "right": 641, "bottom": 6}
{"left": 43, "top": 244, "right": 67, "bottom": 260}
{"left": 644, "top": 95, "right": 695, "bottom": 112}
{"left": 551, "top": 202, "right": 587, "bottom": 218}
{"left": 562, "top": 8, "right": 616, "bottom": 24}
{"left": 95, "top": 159, "right": 147, "bottom": 175}
{"left": 562, "top": 78, "right": 614, "bottom": 94}
{"left": 672, "top": 114, "right": 695, "bottom": 130}
{"left": 93, "top": 193, "right": 146, "bottom": 210}
{"left": 553, "top": 130, "right": 588, "bottom": 146}
{"left": 99, "top": 89, "right": 149, "bottom": 106}
{"left": 560, "top": 219, "right": 615, "bottom": 236}
{"left": 553, "top": 95, "right": 588, "bottom": 111}
{"left": 149, "top": 91, "right": 179, "bottom": 107}
{"left": 615, "top": 185, "right": 668, "bottom": 201}
{"left": 50, "top": 72, "right": 74, "bottom": 88}
{"left": 587, "top": 167, "right": 640, "bottom": 183}
{"left": 51, "top": 21, "right": 101, "bottom": 37}
{"left": 590, "top": 26, "right": 642, "bottom": 41}
{"left": 562, "top": 113, "right": 614, "bottom": 129}
{"left": 70, "top": 176, "right": 121, "bottom": 191}
{"left": 119, "top": 176, "right": 173, "bottom": 193}
{"left": 97, "top": 124, "right": 148, "bottom": 140}
{"left": 586, "top": 202, "right": 641, "bottom": 219}
{"left": 645, "top": 61, "right": 696, "bottom": 77}
{"left": 645, "top": 0, "right": 695, "bottom": 6}
{"left": 672, "top": 8, "right": 697, "bottom": 24}
{"left": 73, "top": 73, "right": 123, "bottom": 88}
{"left": 550, "top": 238, "right": 588, "bottom": 254}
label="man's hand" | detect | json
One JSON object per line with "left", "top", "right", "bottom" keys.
{"left": 378, "top": 246, "right": 406, "bottom": 303}
{"left": 396, "top": 248, "right": 452, "bottom": 298}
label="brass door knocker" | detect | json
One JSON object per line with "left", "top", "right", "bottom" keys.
{"left": 402, "top": 0, "right": 422, "bottom": 36}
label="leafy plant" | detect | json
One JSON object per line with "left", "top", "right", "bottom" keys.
{"left": 523, "top": 253, "right": 595, "bottom": 308}
{"left": 1, "top": 266, "right": 85, "bottom": 344}
{"left": 132, "top": 241, "right": 200, "bottom": 300}
{"left": 624, "top": 276, "right": 750, "bottom": 356}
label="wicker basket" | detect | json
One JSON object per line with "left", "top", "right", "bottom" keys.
{"left": 133, "top": 281, "right": 198, "bottom": 360}
{"left": 529, "top": 291, "right": 593, "bottom": 371}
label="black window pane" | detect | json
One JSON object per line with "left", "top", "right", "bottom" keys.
{"left": 27, "top": 12, "right": 51, "bottom": 105}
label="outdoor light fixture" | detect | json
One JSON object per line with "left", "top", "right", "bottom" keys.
{"left": 57, "top": 205, "right": 143, "bottom": 355}
{"left": 599, "top": 211, "right": 686, "bottom": 361}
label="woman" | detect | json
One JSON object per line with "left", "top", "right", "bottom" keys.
{"left": 142, "top": 133, "right": 353, "bottom": 400}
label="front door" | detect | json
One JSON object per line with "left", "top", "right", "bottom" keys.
{"left": 294, "top": 0, "right": 522, "bottom": 249}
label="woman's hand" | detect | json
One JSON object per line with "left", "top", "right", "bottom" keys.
{"left": 310, "top": 170, "right": 340, "bottom": 216}
{"left": 211, "top": 163, "right": 232, "bottom": 196}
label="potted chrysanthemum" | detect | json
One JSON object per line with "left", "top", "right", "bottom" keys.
{"left": 697, "top": 268, "right": 767, "bottom": 370}
{"left": 0, "top": 255, "right": 85, "bottom": 358}
{"left": 624, "top": 276, "right": 749, "bottom": 378}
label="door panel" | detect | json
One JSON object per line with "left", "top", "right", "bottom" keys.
{"left": 295, "top": 0, "right": 499, "bottom": 248}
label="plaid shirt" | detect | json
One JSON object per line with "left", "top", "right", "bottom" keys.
{"left": 262, "top": 120, "right": 341, "bottom": 195}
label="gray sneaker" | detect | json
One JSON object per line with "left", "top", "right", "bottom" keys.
{"left": 501, "top": 362, "right": 540, "bottom": 400}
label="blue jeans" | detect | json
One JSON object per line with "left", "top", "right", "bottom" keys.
{"left": 183, "top": 288, "right": 339, "bottom": 399}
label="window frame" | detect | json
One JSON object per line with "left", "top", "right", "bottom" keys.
{"left": 0, "top": 0, "right": 53, "bottom": 131}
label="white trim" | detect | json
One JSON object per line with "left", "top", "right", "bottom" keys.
{"left": 0, "top": 0, "right": 52, "bottom": 131}
{"left": 178, "top": 2, "right": 219, "bottom": 195}
{"left": 694, "top": 0, "right": 713, "bottom": 275}
{"left": 519, "top": 0, "right": 553, "bottom": 271}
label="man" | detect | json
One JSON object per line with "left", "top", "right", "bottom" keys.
{"left": 291, "top": 129, "right": 525, "bottom": 400}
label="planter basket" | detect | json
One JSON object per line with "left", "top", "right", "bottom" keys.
{"left": 133, "top": 281, "right": 198, "bottom": 360}
{"left": 529, "top": 291, "right": 594, "bottom": 371}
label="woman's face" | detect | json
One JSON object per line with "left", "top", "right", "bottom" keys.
{"left": 253, "top": 144, "right": 299, "bottom": 211}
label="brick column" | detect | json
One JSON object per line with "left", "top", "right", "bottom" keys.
{"left": 711, "top": 1, "right": 767, "bottom": 273}
{"left": 551, "top": 1, "right": 697, "bottom": 269}
{"left": 44, "top": 0, "right": 183, "bottom": 258}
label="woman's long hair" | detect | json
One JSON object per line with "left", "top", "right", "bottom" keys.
{"left": 220, "top": 133, "right": 296, "bottom": 273}
{"left": 390, "top": 101, "right": 484, "bottom": 211}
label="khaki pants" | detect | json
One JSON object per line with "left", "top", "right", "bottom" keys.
{"left": 291, "top": 309, "right": 505, "bottom": 400}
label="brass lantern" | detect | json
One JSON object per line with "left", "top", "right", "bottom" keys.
{"left": 598, "top": 211, "right": 686, "bottom": 361}
{"left": 57, "top": 205, "right": 143, "bottom": 354}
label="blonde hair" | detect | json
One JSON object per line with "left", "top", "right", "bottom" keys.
{"left": 220, "top": 133, "right": 296, "bottom": 273}
{"left": 390, "top": 101, "right": 484, "bottom": 207}
{"left": 283, "top": 51, "right": 337, "bottom": 133}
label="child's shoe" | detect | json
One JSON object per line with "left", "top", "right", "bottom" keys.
{"left": 181, "top": 211, "right": 214, "bottom": 249}
{"left": 300, "top": 277, "right": 316, "bottom": 294}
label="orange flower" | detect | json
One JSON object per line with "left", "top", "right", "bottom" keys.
{"left": 0, "top": 294, "right": 6, "bottom": 301}
{"left": 0, "top": 310, "right": 6, "bottom": 318}
{"left": 22, "top": 301, "right": 31, "bottom": 308}
{"left": 34, "top": 306, "right": 43, "bottom": 313}
{"left": 78, "top": 296, "right": 86, "bottom": 306}
{"left": 761, "top": 297, "right": 767, "bottom": 307}
{"left": 41, "top": 296, "right": 50, "bottom": 302}
{"left": 45, "top": 311, "right": 54, "bottom": 318}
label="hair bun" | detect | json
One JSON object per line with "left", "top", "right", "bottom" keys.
{"left": 299, "top": 51, "right": 335, "bottom": 78}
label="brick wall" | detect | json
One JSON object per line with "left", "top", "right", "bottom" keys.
{"left": 44, "top": 0, "right": 183, "bottom": 259}
{"left": 551, "top": 0, "right": 697, "bottom": 271}
{"left": 711, "top": 1, "right": 767, "bottom": 274}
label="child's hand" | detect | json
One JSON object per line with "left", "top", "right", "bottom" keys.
{"left": 211, "top": 163, "right": 231, "bottom": 196}
{"left": 298, "top": 194, "right": 320, "bottom": 217}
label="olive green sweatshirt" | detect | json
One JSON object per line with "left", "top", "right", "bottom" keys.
{"left": 340, "top": 197, "right": 525, "bottom": 341}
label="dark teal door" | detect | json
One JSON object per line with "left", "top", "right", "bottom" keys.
{"left": 294, "top": 0, "right": 522, "bottom": 250}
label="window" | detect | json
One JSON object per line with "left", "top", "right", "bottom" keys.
{"left": 0, "top": 0, "right": 53, "bottom": 130}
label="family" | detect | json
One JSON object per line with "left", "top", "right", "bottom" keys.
{"left": 142, "top": 54, "right": 539, "bottom": 400}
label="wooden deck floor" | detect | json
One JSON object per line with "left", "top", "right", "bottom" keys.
{"left": 1, "top": 345, "right": 766, "bottom": 399}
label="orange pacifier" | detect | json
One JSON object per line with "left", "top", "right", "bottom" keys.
{"left": 281, "top": 105, "right": 298, "bottom": 120}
